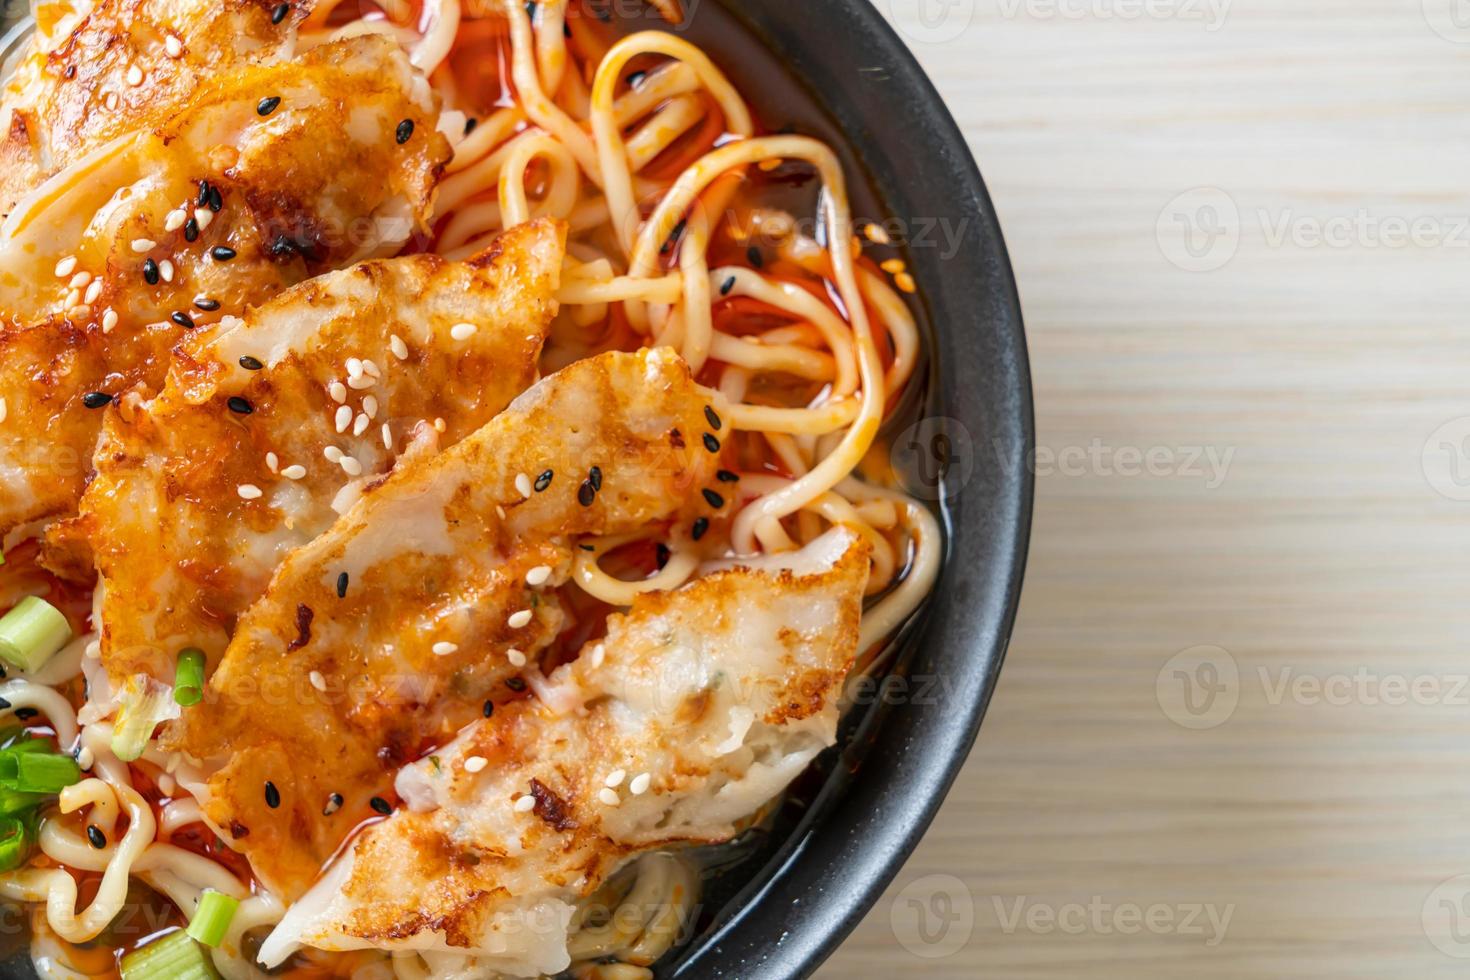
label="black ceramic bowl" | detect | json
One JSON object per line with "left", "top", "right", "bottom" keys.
{"left": 0, "top": 1, "right": 1031, "bottom": 976}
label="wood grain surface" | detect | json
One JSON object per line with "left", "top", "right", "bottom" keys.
{"left": 818, "top": 1, "right": 1470, "bottom": 976}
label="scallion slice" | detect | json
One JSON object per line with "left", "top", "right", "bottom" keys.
{"left": 0, "top": 750, "right": 79, "bottom": 794}
{"left": 120, "top": 929, "right": 219, "bottom": 980}
{"left": 174, "top": 648, "right": 205, "bottom": 706}
{"left": 0, "top": 597, "right": 71, "bottom": 673}
{"left": 111, "top": 678, "right": 177, "bottom": 762}
{"left": 185, "top": 889, "right": 239, "bottom": 947}
{"left": 0, "top": 816, "right": 29, "bottom": 871}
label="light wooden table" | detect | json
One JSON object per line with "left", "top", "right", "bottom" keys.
{"left": 819, "top": 1, "right": 1470, "bottom": 976}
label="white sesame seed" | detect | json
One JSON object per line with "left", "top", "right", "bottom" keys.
{"left": 165, "top": 35, "right": 183, "bottom": 57}
{"left": 450, "top": 322, "right": 477, "bottom": 341}
{"left": 495, "top": 505, "right": 507, "bottom": 519}
{"left": 525, "top": 565, "right": 552, "bottom": 587}
{"left": 433, "top": 417, "right": 446, "bottom": 433}
{"left": 194, "top": 208, "right": 213, "bottom": 231}
{"left": 507, "top": 648, "right": 526, "bottom": 667}
{"left": 164, "top": 209, "right": 186, "bottom": 232}
{"left": 629, "top": 772, "right": 651, "bottom": 796}
{"left": 54, "top": 256, "right": 77, "bottom": 278}
{"left": 64, "top": 289, "right": 81, "bottom": 309}
{"left": 130, "top": 239, "right": 156, "bottom": 253}
{"left": 329, "top": 381, "right": 347, "bottom": 404}
{"left": 598, "top": 787, "right": 621, "bottom": 807}
{"left": 390, "top": 334, "right": 408, "bottom": 360}
{"left": 362, "top": 359, "right": 380, "bottom": 379}
{"left": 346, "top": 357, "right": 363, "bottom": 379}
{"left": 69, "top": 271, "right": 92, "bottom": 289}
{"left": 362, "top": 395, "right": 378, "bottom": 420}
{"left": 334, "top": 405, "right": 352, "bottom": 433}
{"left": 339, "top": 455, "right": 363, "bottom": 477}
{"left": 266, "top": 451, "right": 279, "bottom": 473}
{"left": 464, "top": 755, "right": 488, "bottom": 773}
{"left": 591, "top": 643, "right": 606, "bottom": 668}
{"left": 353, "top": 412, "right": 369, "bottom": 437}
{"left": 77, "top": 746, "right": 95, "bottom": 769}
{"left": 324, "top": 445, "right": 344, "bottom": 463}
{"left": 605, "top": 769, "right": 626, "bottom": 788}
{"left": 507, "top": 609, "right": 532, "bottom": 629}
{"left": 125, "top": 64, "right": 144, "bottom": 86}
{"left": 0, "top": 398, "right": 7, "bottom": 424}
{"left": 433, "top": 641, "right": 458, "bottom": 656}
{"left": 282, "top": 464, "right": 306, "bottom": 480}
{"left": 104, "top": 91, "right": 118, "bottom": 110}
{"left": 515, "top": 473, "right": 532, "bottom": 498}
{"left": 102, "top": 309, "right": 118, "bottom": 333}
{"left": 83, "top": 279, "right": 103, "bottom": 305}
{"left": 381, "top": 423, "right": 392, "bottom": 449}
{"left": 309, "top": 670, "right": 326, "bottom": 691}
{"left": 347, "top": 374, "right": 376, "bottom": 390}
{"left": 159, "top": 259, "right": 175, "bottom": 283}
{"left": 237, "top": 484, "right": 263, "bottom": 500}
{"left": 514, "top": 795, "right": 536, "bottom": 813}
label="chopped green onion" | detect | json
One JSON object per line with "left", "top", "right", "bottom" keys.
{"left": 112, "top": 678, "right": 176, "bottom": 762}
{"left": 185, "top": 889, "right": 239, "bottom": 947}
{"left": 0, "top": 785, "right": 44, "bottom": 817}
{"left": 174, "top": 648, "right": 205, "bottom": 706}
{"left": 0, "top": 816, "right": 29, "bottom": 871}
{"left": 0, "top": 750, "right": 79, "bottom": 794}
{"left": 120, "top": 929, "right": 220, "bottom": 980}
{"left": 0, "top": 597, "right": 71, "bottom": 672}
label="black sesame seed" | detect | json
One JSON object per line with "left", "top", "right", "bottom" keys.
{"left": 239, "top": 355, "right": 264, "bottom": 371}
{"left": 227, "top": 396, "right": 253, "bottom": 415}
{"left": 270, "top": 1, "right": 290, "bottom": 24}
{"left": 264, "top": 781, "right": 280, "bottom": 808}
{"left": 719, "top": 276, "right": 735, "bottom": 296}
{"left": 0, "top": 698, "right": 9, "bottom": 709}
{"left": 524, "top": 0, "right": 536, "bottom": 19}
{"left": 395, "top": 119, "right": 414, "bottom": 144}
{"left": 534, "top": 469, "right": 553, "bottom": 492}
{"left": 716, "top": 469, "right": 739, "bottom": 482}
{"left": 257, "top": 96, "right": 281, "bottom": 116}
{"left": 482, "top": 700, "right": 494, "bottom": 718}
{"left": 64, "top": 65, "right": 76, "bottom": 79}
{"left": 702, "top": 488, "right": 725, "bottom": 509}
{"left": 577, "top": 480, "right": 596, "bottom": 507}
{"left": 208, "top": 186, "right": 223, "bottom": 211}
{"left": 197, "top": 181, "right": 212, "bottom": 208}
{"left": 464, "top": 117, "right": 479, "bottom": 136}
{"left": 691, "top": 517, "right": 709, "bottom": 541}
{"left": 336, "top": 572, "right": 349, "bottom": 598}
{"left": 702, "top": 432, "right": 721, "bottom": 454}
{"left": 588, "top": 466, "right": 602, "bottom": 492}
{"left": 579, "top": 543, "right": 595, "bottom": 552}
{"left": 13, "top": 708, "right": 36, "bottom": 721}
{"left": 369, "top": 796, "right": 392, "bottom": 815}
{"left": 82, "top": 392, "right": 112, "bottom": 409}
{"left": 746, "top": 245, "right": 764, "bottom": 268}
{"left": 323, "top": 792, "right": 343, "bottom": 816}
{"left": 171, "top": 311, "right": 196, "bottom": 329}
{"left": 184, "top": 217, "right": 199, "bottom": 242}
{"left": 86, "top": 826, "right": 106, "bottom": 849}
{"left": 704, "top": 405, "right": 722, "bottom": 430}
{"left": 143, "top": 258, "right": 160, "bottom": 285}
{"left": 506, "top": 677, "right": 527, "bottom": 692}
{"left": 195, "top": 297, "right": 221, "bottom": 311}
{"left": 211, "top": 246, "right": 237, "bottom": 261}
{"left": 655, "top": 542, "right": 670, "bottom": 568}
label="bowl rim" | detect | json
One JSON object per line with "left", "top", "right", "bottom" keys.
{"left": 658, "top": 2, "right": 1035, "bottom": 977}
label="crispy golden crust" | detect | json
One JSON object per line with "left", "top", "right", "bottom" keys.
{"left": 280, "top": 528, "right": 870, "bottom": 956}
{"left": 69, "top": 219, "right": 564, "bottom": 688}
{"left": 0, "top": 35, "right": 451, "bottom": 539}
{"left": 0, "top": 0, "right": 307, "bottom": 216}
{"left": 179, "top": 349, "right": 724, "bottom": 899}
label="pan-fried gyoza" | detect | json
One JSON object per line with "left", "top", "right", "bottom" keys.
{"left": 0, "top": 1, "right": 943, "bottom": 978}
